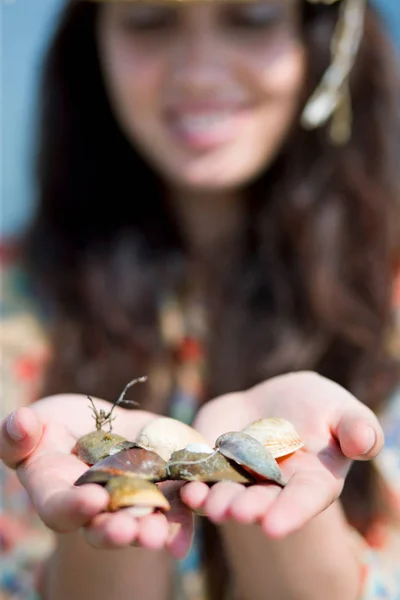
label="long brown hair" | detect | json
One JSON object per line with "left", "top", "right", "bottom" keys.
{"left": 23, "top": 0, "right": 400, "bottom": 580}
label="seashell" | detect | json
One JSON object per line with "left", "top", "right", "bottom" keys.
{"left": 184, "top": 443, "right": 214, "bottom": 454}
{"left": 73, "top": 431, "right": 131, "bottom": 465}
{"left": 166, "top": 448, "right": 255, "bottom": 483}
{"left": 137, "top": 417, "right": 209, "bottom": 461}
{"left": 215, "top": 432, "right": 286, "bottom": 487}
{"left": 105, "top": 476, "right": 171, "bottom": 514}
{"left": 241, "top": 418, "right": 304, "bottom": 459}
{"left": 74, "top": 447, "right": 168, "bottom": 486}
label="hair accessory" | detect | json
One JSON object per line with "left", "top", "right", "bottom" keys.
{"left": 301, "top": 0, "right": 366, "bottom": 144}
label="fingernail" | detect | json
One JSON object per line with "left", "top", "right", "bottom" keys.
{"left": 6, "top": 412, "right": 26, "bottom": 442}
{"left": 362, "top": 427, "right": 376, "bottom": 455}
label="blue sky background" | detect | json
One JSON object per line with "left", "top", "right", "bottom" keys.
{"left": 1, "top": 0, "right": 400, "bottom": 238}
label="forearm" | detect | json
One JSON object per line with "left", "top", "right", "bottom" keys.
{"left": 220, "top": 502, "right": 361, "bottom": 600}
{"left": 42, "top": 533, "right": 173, "bottom": 600}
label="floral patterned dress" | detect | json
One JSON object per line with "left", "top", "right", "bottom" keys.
{"left": 0, "top": 244, "right": 399, "bottom": 600}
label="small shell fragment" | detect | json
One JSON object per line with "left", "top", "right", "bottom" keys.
{"left": 184, "top": 443, "right": 214, "bottom": 454}
{"left": 105, "top": 476, "right": 171, "bottom": 513}
{"left": 73, "top": 431, "right": 130, "bottom": 465}
{"left": 137, "top": 417, "right": 209, "bottom": 461}
{"left": 215, "top": 432, "right": 286, "bottom": 487}
{"left": 167, "top": 448, "right": 255, "bottom": 483}
{"left": 241, "top": 418, "right": 304, "bottom": 458}
{"left": 74, "top": 447, "right": 168, "bottom": 486}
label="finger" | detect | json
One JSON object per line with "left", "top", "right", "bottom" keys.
{"left": 333, "top": 410, "right": 384, "bottom": 461}
{"left": 137, "top": 512, "right": 170, "bottom": 550}
{"left": 158, "top": 482, "right": 194, "bottom": 559}
{"left": 166, "top": 506, "right": 194, "bottom": 560}
{"left": 19, "top": 453, "right": 109, "bottom": 532}
{"left": 228, "top": 484, "right": 280, "bottom": 525}
{"left": 0, "top": 408, "right": 43, "bottom": 469}
{"left": 261, "top": 469, "right": 341, "bottom": 538}
{"left": 180, "top": 481, "right": 210, "bottom": 511}
{"left": 82, "top": 511, "right": 139, "bottom": 549}
{"left": 38, "top": 483, "right": 110, "bottom": 533}
{"left": 204, "top": 482, "right": 244, "bottom": 523}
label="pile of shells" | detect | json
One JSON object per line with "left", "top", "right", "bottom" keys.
{"left": 73, "top": 379, "right": 304, "bottom": 517}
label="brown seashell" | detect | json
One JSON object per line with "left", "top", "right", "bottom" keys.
{"left": 241, "top": 418, "right": 304, "bottom": 459}
{"left": 105, "top": 476, "right": 171, "bottom": 513}
{"left": 74, "top": 447, "right": 168, "bottom": 486}
{"left": 167, "top": 447, "right": 255, "bottom": 483}
{"left": 73, "top": 431, "right": 131, "bottom": 465}
{"left": 215, "top": 432, "right": 286, "bottom": 487}
{"left": 137, "top": 417, "right": 209, "bottom": 461}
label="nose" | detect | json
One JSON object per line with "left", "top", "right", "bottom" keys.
{"left": 171, "top": 28, "right": 227, "bottom": 93}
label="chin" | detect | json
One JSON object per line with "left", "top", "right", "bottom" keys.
{"left": 165, "top": 158, "right": 267, "bottom": 193}
{"left": 178, "top": 179, "right": 246, "bottom": 194}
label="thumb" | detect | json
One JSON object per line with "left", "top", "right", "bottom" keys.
{"left": 334, "top": 409, "right": 384, "bottom": 462}
{"left": 0, "top": 407, "right": 43, "bottom": 469}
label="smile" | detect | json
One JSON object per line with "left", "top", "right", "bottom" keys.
{"left": 166, "top": 106, "right": 250, "bottom": 151}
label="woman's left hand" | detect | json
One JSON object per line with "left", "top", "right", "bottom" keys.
{"left": 181, "top": 371, "right": 384, "bottom": 538}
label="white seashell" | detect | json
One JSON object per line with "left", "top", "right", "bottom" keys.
{"left": 184, "top": 443, "right": 214, "bottom": 455}
{"left": 241, "top": 417, "right": 304, "bottom": 459}
{"left": 137, "top": 417, "right": 209, "bottom": 461}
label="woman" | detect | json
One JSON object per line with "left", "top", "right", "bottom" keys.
{"left": 0, "top": 0, "right": 399, "bottom": 598}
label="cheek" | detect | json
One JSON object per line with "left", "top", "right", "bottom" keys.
{"left": 263, "top": 52, "right": 305, "bottom": 101}
{"left": 239, "top": 42, "right": 306, "bottom": 163}
{"left": 101, "top": 40, "right": 162, "bottom": 137}
{"left": 250, "top": 40, "right": 306, "bottom": 120}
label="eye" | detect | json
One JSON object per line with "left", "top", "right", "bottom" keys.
{"left": 223, "top": 2, "right": 287, "bottom": 29}
{"left": 116, "top": 5, "right": 177, "bottom": 32}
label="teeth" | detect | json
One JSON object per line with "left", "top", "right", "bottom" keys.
{"left": 175, "top": 112, "right": 234, "bottom": 133}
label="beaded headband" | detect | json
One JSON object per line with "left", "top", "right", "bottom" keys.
{"left": 86, "top": 0, "right": 367, "bottom": 144}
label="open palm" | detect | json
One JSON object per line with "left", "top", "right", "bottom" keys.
{"left": 181, "top": 372, "right": 384, "bottom": 538}
{"left": 1, "top": 373, "right": 384, "bottom": 549}
{"left": 0, "top": 395, "right": 193, "bottom": 558}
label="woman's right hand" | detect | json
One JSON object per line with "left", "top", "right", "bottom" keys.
{"left": 0, "top": 395, "right": 193, "bottom": 559}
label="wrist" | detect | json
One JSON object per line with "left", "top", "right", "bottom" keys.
{"left": 219, "top": 502, "right": 362, "bottom": 600}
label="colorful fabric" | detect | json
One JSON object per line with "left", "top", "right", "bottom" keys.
{"left": 0, "top": 247, "right": 54, "bottom": 600}
{"left": 360, "top": 385, "right": 400, "bottom": 599}
{"left": 0, "top": 245, "right": 399, "bottom": 599}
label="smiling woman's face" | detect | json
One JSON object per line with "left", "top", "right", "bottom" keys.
{"left": 97, "top": 0, "right": 306, "bottom": 192}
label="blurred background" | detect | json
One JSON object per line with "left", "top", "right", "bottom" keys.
{"left": 1, "top": 0, "right": 400, "bottom": 239}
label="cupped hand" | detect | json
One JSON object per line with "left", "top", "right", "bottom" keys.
{"left": 0, "top": 395, "right": 193, "bottom": 558}
{"left": 181, "top": 371, "right": 384, "bottom": 538}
